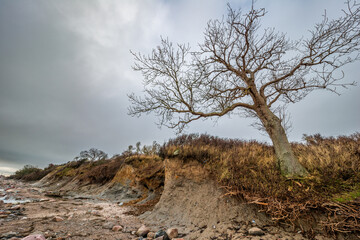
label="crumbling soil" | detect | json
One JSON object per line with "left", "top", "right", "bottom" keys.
{"left": 141, "top": 159, "right": 268, "bottom": 238}
{"left": 140, "top": 159, "right": 350, "bottom": 240}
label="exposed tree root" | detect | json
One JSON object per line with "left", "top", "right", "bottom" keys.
{"left": 321, "top": 202, "right": 360, "bottom": 233}
{"left": 222, "top": 185, "right": 360, "bottom": 235}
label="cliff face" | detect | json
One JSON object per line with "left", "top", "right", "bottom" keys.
{"left": 141, "top": 158, "right": 269, "bottom": 239}
{"left": 30, "top": 144, "right": 360, "bottom": 239}
{"left": 34, "top": 156, "right": 165, "bottom": 203}
{"left": 35, "top": 156, "right": 269, "bottom": 238}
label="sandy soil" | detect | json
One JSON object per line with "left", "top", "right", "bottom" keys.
{"left": 0, "top": 178, "right": 143, "bottom": 240}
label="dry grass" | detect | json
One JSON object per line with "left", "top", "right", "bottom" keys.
{"left": 48, "top": 156, "right": 127, "bottom": 185}
{"left": 295, "top": 134, "right": 360, "bottom": 192}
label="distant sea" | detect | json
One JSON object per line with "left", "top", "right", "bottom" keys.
{"left": 0, "top": 166, "right": 18, "bottom": 176}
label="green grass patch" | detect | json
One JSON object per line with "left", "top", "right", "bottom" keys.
{"left": 334, "top": 186, "right": 360, "bottom": 203}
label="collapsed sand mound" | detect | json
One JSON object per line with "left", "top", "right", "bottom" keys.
{"left": 141, "top": 158, "right": 269, "bottom": 239}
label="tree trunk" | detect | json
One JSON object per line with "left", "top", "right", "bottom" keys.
{"left": 257, "top": 107, "right": 308, "bottom": 178}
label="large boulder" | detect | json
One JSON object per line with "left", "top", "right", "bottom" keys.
{"left": 155, "top": 230, "right": 170, "bottom": 240}
{"left": 166, "top": 228, "right": 178, "bottom": 239}
{"left": 248, "top": 227, "right": 265, "bottom": 236}
{"left": 136, "top": 225, "right": 150, "bottom": 237}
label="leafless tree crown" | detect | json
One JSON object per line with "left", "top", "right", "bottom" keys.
{"left": 129, "top": 1, "right": 360, "bottom": 132}
{"left": 75, "top": 148, "right": 108, "bottom": 161}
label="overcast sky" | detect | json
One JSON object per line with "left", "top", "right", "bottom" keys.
{"left": 1, "top": 0, "right": 359, "bottom": 175}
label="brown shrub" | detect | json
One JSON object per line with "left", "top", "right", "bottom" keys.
{"left": 77, "top": 156, "right": 126, "bottom": 184}
{"left": 11, "top": 164, "right": 58, "bottom": 181}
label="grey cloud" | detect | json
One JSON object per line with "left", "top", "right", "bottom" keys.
{"left": 0, "top": 0, "right": 359, "bottom": 175}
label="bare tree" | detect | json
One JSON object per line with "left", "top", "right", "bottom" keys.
{"left": 136, "top": 141, "right": 141, "bottom": 154}
{"left": 128, "top": 2, "right": 360, "bottom": 177}
{"left": 75, "top": 148, "right": 108, "bottom": 162}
